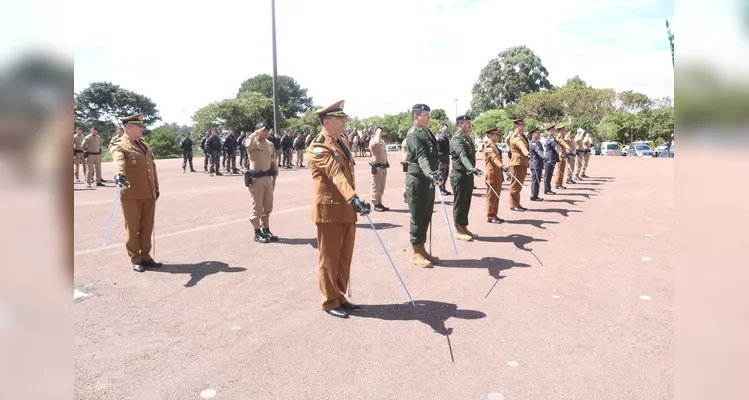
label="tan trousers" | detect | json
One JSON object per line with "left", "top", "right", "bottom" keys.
{"left": 580, "top": 152, "right": 591, "bottom": 175}
{"left": 249, "top": 176, "right": 274, "bottom": 229}
{"left": 508, "top": 165, "right": 527, "bottom": 208}
{"left": 86, "top": 154, "right": 102, "bottom": 184}
{"left": 120, "top": 199, "right": 156, "bottom": 264}
{"left": 371, "top": 168, "right": 387, "bottom": 205}
{"left": 296, "top": 149, "right": 304, "bottom": 166}
{"left": 316, "top": 222, "right": 355, "bottom": 310}
{"left": 566, "top": 157, "right": 576, "bottom": 181}
{"left": 74, "top": 152, "right": 86, "bottom": 179}
{"left": 555, "top": 159, "right": 566, "bottom": 187}
{"left": 485, "top": 174, "right": 503, "bottom": 220}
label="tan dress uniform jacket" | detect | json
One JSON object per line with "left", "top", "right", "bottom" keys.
{"left": 574, "top": 133, "right": 585, "bottom": 177}
{"left": 307, "top": 128, "right": 358, "bottom": 310}
{"left": 580, "top": 134, "right": 592, "bottom": 175}
{"left": 508, "top": 132, "right": 530, "bottom": 208}
{"left": 111, "top": 135, "right": 160, "bottom": 264}
{"left": 82, "top": 133, "right": 102, "bottom": 184}
{"left": 245, "top": 133, "right": 276, "bottom": 230}
{"left": 369, "top": 137, "right": 388, "bottom": 206}
{"left": 484, "top": 143, "right": 504, "bottom": 221}
{"left": 565, "top": 134, "right": 576, "bottom": 182}
{"left": 556, "top": 136, "right": 570, "bottom": 187}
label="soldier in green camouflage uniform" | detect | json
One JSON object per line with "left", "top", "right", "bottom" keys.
{"left": 404, "top": 104, "right": 443, "bottom": 268}
{"left": 450, "top": 115, "right": 482, "bottom": 241}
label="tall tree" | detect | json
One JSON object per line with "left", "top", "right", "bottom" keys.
{"left": 517, "top": 90, "right": 565, "bottom": 124}
{"left": 470, "top": 45, "right": 552, "bottom": 113}
{"left": 75, "top": 82, "right": 160, "bottom": 129}
{"left": 146, "top": 125, "right": 181, "bottom": 159}
{"left": 563, "top": 75, "right": 588, "bottom": 88}
{"left": 237, "top": 74, "right": 313, "bottom": 120}
{"left": 617, "top": 90, "right": 653, "bottom": 113}
{"left": 192, "top": 92, "right": 274, "bottom": 135}
{"left": 471, "top": 109, "right": 514, "bottom": 139}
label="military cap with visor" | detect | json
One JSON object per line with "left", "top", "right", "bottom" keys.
{"left": 120, "top": 114, "right": 144, "bottom": 126}
{"left": 411, "top": 104, "right": 431, "bottom": 113}
{"left": 456, "top": 115, "right": 471, "bottom": 124}
{"left": 314, "top": 100, "right": 349, "bottom": 118}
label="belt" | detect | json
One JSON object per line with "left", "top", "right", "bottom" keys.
{"left": 87, "top": 152, "right": 101, "bottom": 155}
{"left": 247, "top": 169, "right": 274, "bottom": 178}
{"left": 74, "top": 149, "right": 83, "bottom": 153}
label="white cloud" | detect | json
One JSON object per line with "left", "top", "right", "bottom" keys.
{"left": 70, "top": 0, "right": 674, "bottom": 127}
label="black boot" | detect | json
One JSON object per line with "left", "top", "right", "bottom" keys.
{"left": 262, "top": 227, "right": 279, "bottom": 242}
{"left": 254, "top": 229, "right": 270, "bottom": 243}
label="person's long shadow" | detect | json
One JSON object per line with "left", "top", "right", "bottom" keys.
{"left": 542, "top": 198, "right": 582, "bottom": 206}
{"left": 567, "top": 187, "right": 599, "bottom": 191}
{"left": 281, "top": 238, "right": 318, "bottom": 249}
{"left": 557, "top": 192, "right": 596, "bottom": 199}
{"left": 505, "top": 219, "right": 560, "bottom": 230}
{"left": 356, "top": 222, "right": 402, "bottom": 230}
{"left": 351, "top": 300, "right": 486, "bottom": 336}
{"left": 150, "top": 261, "right": 246, "bottom": 287}
{"left": 477, "top": 233, "right": 547, "bottom": 251}
{"left": 438, "top": 257, "right": 532, "bottom": 298}
{"left": 385, "top": 209, "right": 410, "bottom": 214}
{"left": 529, "top": 208, "right": 582, "bottom": 217}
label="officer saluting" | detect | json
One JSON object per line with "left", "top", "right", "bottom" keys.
{"left": 404, "top": 104, "right": 442, "bottom": 268}
{"left": 307, "top": 100, "right": 371, "bottom": 319}
{"left": 244, "top": 122, "right": 279, "bottom": 243}
{"left": 111, "top": 114, "right": 162, "bottom": 272}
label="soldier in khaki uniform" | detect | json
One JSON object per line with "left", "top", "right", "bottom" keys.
{"left": 73, "top": 127, "right": 86, "bottom": 182}
{"left": 580, "top": 130, "right": 592, "bottom": 178}
{"left": 307, "top": 100, "right": 371, "bottom": 319}
{"left": 564, "top": 129, "right": 577, "bottom": 185}
{"left": 483, "top": 127, "right": 508, "bottom": 223}
{"left": 508, "top": 118, "right": 530, "bottom": 211}
{"left": 82, "top": 127, "right": 104, "bottom": 188}
{"left": 111, "top": 114, "right": 162, "bottom": 272}
{"left": 244, "top": 121, "right": 279, "bottom": 243}
{"left": 368, "top": 126, "right": 390, "bottom": 212}
{"left": 555, "top": 125, "right": 571, "bottom": 190}
{"left": 574, "top": 129, "right": 585, "bottom": 180}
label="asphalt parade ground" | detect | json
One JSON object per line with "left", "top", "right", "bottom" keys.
{"left": 74, "top": 155, "right": 673, "bottom": 400}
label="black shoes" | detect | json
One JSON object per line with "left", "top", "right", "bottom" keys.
{"left": 190, "top": 169, "right": 197, "bottom": 172}
{"left": 133, "top": 263, "right": 144, "bottom": 272}
{"left": 439, "top": 189, "right": 452, "bottom": 196}
{"left": 96, "top": 182, "right": 106, "bottom": 187}
{"left": 374, "top": 204, "right": 390, "bottom": 212}
{"left": 254, "top": 229, "right": 270, "bottom": 243}
{"left": 530, "top": 197, "right": 544, "bottom": 202}
{"left": 544, "top": 191, "right": 556, "bottom": 195}
{"left": 488, "top": 217, "right": 505, "bottom": 224}
{"left": 511, "top": 207, "right": 526, "bottom": 212}
{"left": 326, "top": 307, "right": 348, "bottom": 318}
{"left": 261, "top": 228, "right": 279, "bottom": 242}
{"left": 341, "top": 302, "right": 361, "bottom": 310}
{"left": 142, "top": 259, "right": 163, "bottom": 268}
{"left": 582, "top": 174, "right": 589, "bottom": 178}
{"left": 555, "top": 186, "right": 567, "bottom": 190}
{"left": 566, "top": 180, "right": 576, "bottom": 184}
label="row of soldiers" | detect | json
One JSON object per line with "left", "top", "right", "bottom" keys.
{"left": 73, "top": 126, "right": 126, "bottom": 188}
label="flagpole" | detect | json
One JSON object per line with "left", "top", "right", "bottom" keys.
{"left": 666, "top": 19, "right": 674, "bottom": 69}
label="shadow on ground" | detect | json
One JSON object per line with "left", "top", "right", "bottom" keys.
{"left": 528, "top": 208, "right": 583, "bottom": 217}
{"left": 356, "top": 222, "right": 403, "bottom": 230}
{"left": 281, "top": 238, "right": 318, "bottom": 249}
{"left": 351, "top": 300, "right": 486, "bottom": 336}
{"left": 150, "top": 261, "right": 246, "bottom": 287}
{"left": 504, "top": 219, "right": 560, "bottom": 230}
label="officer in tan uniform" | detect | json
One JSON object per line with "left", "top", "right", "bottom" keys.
{"left": 307, "top": 100, "right": 371, "bottom": 319}
{"left": 564, "top": 129, "right": 577, "bottom": 185}
{"left": 483, "top": 127, "right": 508, "bottom": 223}
{"left": 111, "top": 114, "right": 162, "bottom": 272}
{"left": 368, "top": 126, "right": 390, "bottom": 212}
{"left": 82, "top": 127, "right": 104, "bottom": 188}
{"left": 574, "top": 128, "right": 585, "bottom": 180}
{"left": 508, "top": 118, "right": 530, "bottom": 211}
{"left": 555, "top": 125, "right": 570, "bottom": 190}
{"left": 73, "top": 127, "right": 86, "bottom": 182}
{"left": 244, "top": 121, "right": 279, "bottom": 243}
{"left": 580, "top": 130, "right": 592, "bottom": 178}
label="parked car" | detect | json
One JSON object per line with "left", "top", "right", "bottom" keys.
{"left": 622, "top": 144, "right": 630, "bottom": 156}
{"left": 628, "top": 143, "right": 654, "bottom": 157}
{"left": 386, "top": 144, "right": 401, "bottom": 152}
{"left": 654, "top": 142, "right": 675, "bottom": 158}
{"left": 600, "top": 141, "right": 622, "bottom": 156}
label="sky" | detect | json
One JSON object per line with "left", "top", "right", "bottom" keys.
{"left": 63, "top": 0, "right": 676, "bottom": 126}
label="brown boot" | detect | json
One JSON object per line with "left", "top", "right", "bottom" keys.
{"left": 412, "top": 244, "right": 433, "bottom": 268}
{"left": 463, "top": 226, "right": 479, "bottom": 239}
{"left": 419, "top": 243, "right": 440, "bottom": 263}
{"left": 454, "top": 226, "right": 473, "bottom": 242}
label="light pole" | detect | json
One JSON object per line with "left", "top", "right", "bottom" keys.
{"left": 454, "top": 99, "right": 458, "bottom": 120}
{"left": 271, "top": 0, "right": 281, "bottom": 136}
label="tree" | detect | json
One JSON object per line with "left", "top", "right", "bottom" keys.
{"left": 564, "top": 75, "right": 589, "bottom": 88}
{"left": 617, "top": 90, "right": 652, "bottom": 113}
{"left": 517, "top": 90, "right": 565, "bottom": 124}
{"left": 470, "top": 45, "right": 552, "bottom": 113}
{"left": 75, "top": 81, "right": 161, "bottom": 146}
{"left": 146, "top": 125, "right": 181, "bottom": 159}
{"left": 237, "top": 74, "right": 313, "bottom": 120}
{"left": 471, "top": 109, "right": 514, "bottom": 139}
{"left": 192, "top": 91, "right": 274, "bottom": 135}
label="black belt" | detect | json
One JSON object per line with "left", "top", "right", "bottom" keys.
{"left": 247, "top": 169, "right": 274, "bottom": 178}
{"left": 87, "top": 152, "right": 101, "bottom": 155}
{"left": 74, "top": 149, "right": 83, "bottom": 153}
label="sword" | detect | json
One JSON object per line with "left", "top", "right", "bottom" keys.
{"left": 482, "top": 175, "right": 502, "bottom": 200}
{"left": 365, "top": 214, "right": 415, "bottom": 306}
{"left": 436, "top": 189, "right": 459, "bottom": 256}
{"left": 507, "top": 171, "right": 534, "bottom": 198}
{"left": 103, "top": 185, "right": 122, "bottom": 246}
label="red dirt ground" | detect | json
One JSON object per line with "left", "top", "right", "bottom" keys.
{"left": 74, "top": 154, "right": 673, "bottom": 400}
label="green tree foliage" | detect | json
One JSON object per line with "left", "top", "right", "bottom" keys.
{"left": 471, "top": 45, "right": 552, "bottom": 113}
{"left": 596, "top": 106, "right": 674, "bottom": 144}
{"left": 563, "top": 75, "right": 589, "bottom": 88}
{"left": 146, "top": 125, "right": 181, "bottom": 159}
{"left": 237, "top": 74, "right": 313, "bottom": 120}
{"left": 75, "top": 81, "right": 161, "bottom": 146}
{"left": 617, "top": 90, "right": 653, "bottom": 113}
{"left": 192, "top": 92, "right": 274, "bottom": 135}
{"left": 471, "top": 109, "right": 514, "bottom": 139}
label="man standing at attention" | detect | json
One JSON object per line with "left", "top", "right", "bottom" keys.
{"left": 82, "top": 127, "right": 104, "bottom": 188}
{"left": 405, "top": 104, "right": 443, "bottom": 268}
{"left": 111, "top": 114, "right": 162, "bottom": 272}
{"left": 307, "top": 100, "right": 371, "bottom": 318}
{"left": 368, "top": 126, "right": 390, "bottom": 212}
{"left": 483, "top": 127, "right": 508, "bottom": 224}
{"left": 449, "top": 115, "right": 481, "bottom": 241}
{"left": 508, "top": 118, "right": 530, "bottom": 211}
{"left": 435, "top": 122, "right": 452, "bottom": 196}
{"left": 543, "top": 124, "right": 561, "bottom": 195}
{"left": 245, "top": 122, "right": 279, "bottom": 243}
{"left": 73, "top": 127, "right": 86, "bottom": 182}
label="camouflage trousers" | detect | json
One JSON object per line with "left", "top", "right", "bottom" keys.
{"left": 438, "top": 158, "right": 450, "bottom": 191}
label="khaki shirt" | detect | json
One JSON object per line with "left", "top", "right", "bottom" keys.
{"left": 509, "top": 132, "right": 530, "bottom": 167}
{"left": 369, "top": 139, "right": 388, "bottom": 164}
{"left": 484, "top": 142, "right": 504, "bottom": 181}
{"left": 111, "top": 135, "right": 159, "bottom": 200}
{"left": 565, "top": 134, "right": 576, "bottom": 152}
{"left": 82, "top": 133, "right": 101, "bottom": 153}
{"left": 582, "top": 135, "right": 593, "bottom": 150}
{"left": 557, "top": 136, "right": 570, "bottom": 156}
{"left": 245, "top": 133, "right": 275, "bottom": 171}
{"left": 307, "top": 128, "right": 357, "bottom": 224}
{"left": 574, "top": 133, "right": 585, "bottom": 151}
{"left": 74, "top": 134, "right": 84, "bottom": 150}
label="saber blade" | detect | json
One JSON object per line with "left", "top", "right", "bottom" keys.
{"left": 366, "top": 214, "right": 415, "bottom": 306}
{"left": 103, "top": 186, "right": 122, "bottom": 246}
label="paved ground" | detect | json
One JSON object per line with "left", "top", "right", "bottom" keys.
{"left": 74, "top": 154, "right": 673, "bottom": 400}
